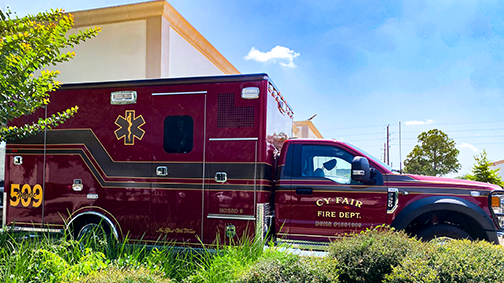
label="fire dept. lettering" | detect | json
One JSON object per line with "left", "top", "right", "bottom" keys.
{"left": 317, "top": 211, "right": 361, "bottom": 219}
{"left": 315, "top": 197, "right": 363, "bottom": 208}
{"left": 9, "top": 184, "right": 42, "bottom": 208}
{"left": 114, "top": 110, "right": 146, "bottom": 145}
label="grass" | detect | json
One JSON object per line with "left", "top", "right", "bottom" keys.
{"left": 1, "top": 227, "right": 504, "bottom": 282}
{"left": 0, "top": 227, "right": 284, "bottom": 283}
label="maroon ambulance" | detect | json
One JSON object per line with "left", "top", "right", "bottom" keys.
{"left": 4, "top": 74, "right": 504, "bottom": 246}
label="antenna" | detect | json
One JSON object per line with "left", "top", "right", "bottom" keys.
{"left": 399, "top": 121, "right": 402, "bottom": 173}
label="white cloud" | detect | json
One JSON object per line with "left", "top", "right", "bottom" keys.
{"left": 244, "top": 46, "right": 300, "bottom": 68}
{"left": 457, "top": 142, "right": 479, "bottom": 153}
{"left": 404, "top": 119, "right": 434, "bottom": 126}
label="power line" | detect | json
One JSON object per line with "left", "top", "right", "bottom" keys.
{"left": 401, "top": 142, "right": 504, "bottom": 146}
{"left": 422, "top": 120, "right": 504, "bottom": 126}
{"left": 320, "top": 124, "right": 389, "bottom": 131}
{"left": 403, "top": 135, "right": 504, "bottom": 140}
{"left": 331, "top": 137, "right": 385, "bottom": 142}
{"left": 402, "top": 128, "right": 504, "bottom": 134}
{"left": 330, "top": 132, "right": 383, "bottom": 137}
{"left": 322, "top": 120, "right": 504, "bottom": 134}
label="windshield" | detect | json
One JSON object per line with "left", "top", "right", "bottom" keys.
{"left": 344, "top": 142, "right": 396, "bottom": 173}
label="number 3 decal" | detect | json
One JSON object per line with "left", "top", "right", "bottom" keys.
{"left": 10, "top": 184, "right": 42, "bottom": 208}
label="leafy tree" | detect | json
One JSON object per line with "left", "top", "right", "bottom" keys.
{"left": 0, "top": 8, "right": 100, "bottom": 141}
{"left": 465, "top": 150, "right": 503, "bottom": 186}
{"left": 404, "top": 129, "right": 461, "bottom": 176}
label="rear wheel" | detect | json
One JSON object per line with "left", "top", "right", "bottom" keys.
{"left": 417, "top": 224, "right": 473, "bottom": 242}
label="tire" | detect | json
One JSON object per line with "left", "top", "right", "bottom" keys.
{"left": 417, "top": 224, "right": 473, "bottom": 242}
{"left": 74, "top": 218, "right": 114, "bottom": 249}
{"left": 77, "top": 223, "right": 107, "bottom": 240}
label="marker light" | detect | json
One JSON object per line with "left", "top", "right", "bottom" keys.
{"left": 111, "top": 91, "right": 137, "bottom": 105}
{"left": 241, "top": 87, "right": 260, "bottom": 99}
{"left": 492, "top": 196, "right": 501, "bottom": 207}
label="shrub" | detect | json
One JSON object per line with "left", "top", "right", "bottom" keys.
{"left": 236, "top": 252, "right": 338, "bottom": 283}
{"left": 77, "top": 266, "right": 170, "bottom": 283}
{"left": 327, "top": 226, "right": 421, "bottom": 283}
{"left": 0, "top": 233, "right": 109, "bottom": 283}
{"left": 385, "top": 239, "right": 504, "bottom": 283}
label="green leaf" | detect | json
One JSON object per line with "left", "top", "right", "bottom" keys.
{"left": 0, "top": 8, "right": 98, "bottom": 142}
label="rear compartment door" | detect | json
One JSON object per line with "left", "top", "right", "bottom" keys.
{"left": 203, "top": 88, "right": 261, "bottom": 245}
{"left": 5, "top": 110, "right": 46, "bottom": 231}
{"left": 150, "top": 91, "right": 207, "bottom": 245}
{"left": 206, "top": 138, "right": 258, "bottom": 244}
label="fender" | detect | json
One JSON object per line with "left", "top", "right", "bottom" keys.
{"left": 66, "top": 211, "right": 119, "bottom": 241}
{"left": 391, "top": 196, "right": 499, "bottom": 243}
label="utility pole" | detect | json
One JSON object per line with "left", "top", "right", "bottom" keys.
{"left": 383, "top": 143, "right": 387, "bottom": 163}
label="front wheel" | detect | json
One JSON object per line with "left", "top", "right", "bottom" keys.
{"left": 417, "top": 224, "right": 473, "bottom": 242}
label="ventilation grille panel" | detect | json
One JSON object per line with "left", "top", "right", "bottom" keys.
{"left": 217, "top": 93, "right": 254, "bottom": 128}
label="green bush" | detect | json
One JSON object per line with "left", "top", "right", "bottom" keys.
{"left": 0, "top": 233, "right": 109, "bottom": 283}
{"left": 77, "top": 266, "right": 170, "bottom": 283}
{"left": 328, "top": 226, "right": 421, "bottom": 283}
{"left": 236, "top": 252, "right": 338, "bottom": 283}
{"left": 385, "top": 239, "right": 504, "bottom": 283}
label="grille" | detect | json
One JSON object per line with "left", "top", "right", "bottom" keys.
{"left": 217, "top": 93, "right": 254, "bottom": 128}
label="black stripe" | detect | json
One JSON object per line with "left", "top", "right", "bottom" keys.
{"left": 386, "top": 175, "right": 416, "bottom": 182}
{"left": 9, "top": 147, "right": 272, "bottom": 180}
{"left": 9, "top": 129, "right": 273, "bottom": 189}
{"left": 275, "top": 185, "right": 488, "bottom": 196}
{"left": 12, "top": 130, "right": 272, "bottom": 179}
{"left": 275, "top": 186, "right": 386, "bottom": 194}
{"left": 59, "top": 73, "right": 268, "bottom": 90}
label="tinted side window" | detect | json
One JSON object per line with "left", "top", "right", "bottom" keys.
{"left": 301, "top": 145, "right": 355, "bottom": 184}
{"left": 163, "top": 116, "right": 193, "bottom": 153}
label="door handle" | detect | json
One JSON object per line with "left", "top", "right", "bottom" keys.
{"left": 296, "top": 187, "right": 313, "bottom": 195}
{"left": 156, "top": 166, "right": 168, "bottom": 176}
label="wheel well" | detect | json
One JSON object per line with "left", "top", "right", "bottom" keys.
{"left": 68, "top": 214, "right": 117, "bottom": 240}
{"left": 403, "top": 210, "right": 489, "bottom": 241}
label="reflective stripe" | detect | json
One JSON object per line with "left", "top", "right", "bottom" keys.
{"left": 8, "top": 226, "right": 62, "bottom": 233}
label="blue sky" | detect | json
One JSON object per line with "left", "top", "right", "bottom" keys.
{"left": 3, "top": 0, "right": 504, "bottom": 177}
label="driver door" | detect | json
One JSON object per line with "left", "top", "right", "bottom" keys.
{"left": 289, "top": 144, "right": 388, "bottom": 241}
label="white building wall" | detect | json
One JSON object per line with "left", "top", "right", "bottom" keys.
{"left": 308, "top": 126, "right": 319, "bottom": 139}
{"left": 168, "top": 27, "right": 224, "bottom": 78}
{"left": 56, "top": 20, "right": 147, "bottom": 83}
{"left": 160, "top": 17, "right": 171, "bottom": 77}
{"left": 293, "top": 121, "right": 323, "bottom": 139}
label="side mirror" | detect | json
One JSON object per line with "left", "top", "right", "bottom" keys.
{"left": 351, "top": 156, "right": 374, "bottom": 185}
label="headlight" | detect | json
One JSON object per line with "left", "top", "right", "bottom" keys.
{"left": 490, "top": 192, "right": 504, "bottom": 229}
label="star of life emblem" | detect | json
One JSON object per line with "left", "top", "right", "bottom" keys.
{"left": 114, "top": 110, "right": 145, "bottom": 145}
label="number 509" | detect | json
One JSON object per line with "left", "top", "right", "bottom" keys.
{"left": 9, "top": 184, "right": 42, "bottom": 208}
